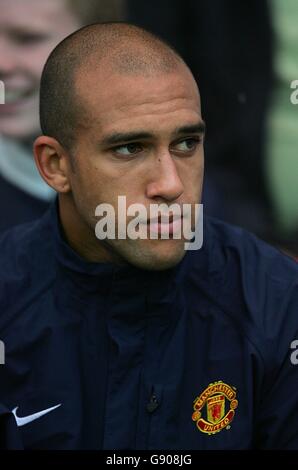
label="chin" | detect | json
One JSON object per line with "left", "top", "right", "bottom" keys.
{"left": 0, "top": 121, "right": 37, "bottom": 140}
{"left": 104, "top": 238, "right": 187, "bottom": 271}
{"left": 126, "top": 241, "right": 187, "bottom": 271}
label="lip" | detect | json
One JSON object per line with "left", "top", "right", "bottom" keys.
{"left": 147, "top": 213, "right": 182, "bottom": 224}
{"left": 0, "top": 88, "right": 35, "bottom": 113}
{"left": 147, "top": 215, "right": 183, "bottom": 236}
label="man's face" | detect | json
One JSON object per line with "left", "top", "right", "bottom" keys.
{"left": 0, "top": 0, "right": 80, "bottom": 140}
{"left": 67, "top": 64, "right": 205, "bottom": 270}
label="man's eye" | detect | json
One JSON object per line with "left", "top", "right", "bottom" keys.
{"left": 114, "top": 143, "right": 143, "bottom": 156}
{"left": 12, "top": 32, "right": 49, "bottom": 45}
{"left": 174, "top": 138, "right": 201, "bottom": 152}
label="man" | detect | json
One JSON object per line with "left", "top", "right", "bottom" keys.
{"left": 0, "top": 0, "right": 123, "bottom": 231}
{"left": 127, "top": 0, "right": 298, "bottom": 258}
{"left": 0, "top": 23, "right": 298, "bottom": 450}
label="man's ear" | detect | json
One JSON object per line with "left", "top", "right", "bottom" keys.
{"left": 33, "top": 136, "right": 71, "bottom": 193}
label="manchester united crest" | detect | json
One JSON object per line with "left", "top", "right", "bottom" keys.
{"left": 192, "top": 381, "right": 238, "bottom": 435}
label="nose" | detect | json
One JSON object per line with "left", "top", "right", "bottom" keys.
{"left": 0, "top": 36, "right": 19, "bottom": 76}
{"left": 146, "top": 150, "right": 184, "bottom": 202}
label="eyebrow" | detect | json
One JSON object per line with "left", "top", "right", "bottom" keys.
{"left": 101, "top": 131, "right": 153, "bottom": 146}
{"left": 101, "top": 120, "right": 206, "bottom": 147}
{"left": 174, "top": 122, "right": 206, "bottom": 136}
{"left": 8, "top": 26, "right": 49, "bottom": 36}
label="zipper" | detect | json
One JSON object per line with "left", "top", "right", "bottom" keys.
{"left": 146, "top": 389, "right": 159, "bottom": 413}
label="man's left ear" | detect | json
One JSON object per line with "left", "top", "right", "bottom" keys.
{"left": 33, "top": 136, "right": 71, "bottom": 193}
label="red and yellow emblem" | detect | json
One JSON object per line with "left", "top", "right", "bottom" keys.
{"left": 192, "top": 381, "right": 238, "bottom": 435}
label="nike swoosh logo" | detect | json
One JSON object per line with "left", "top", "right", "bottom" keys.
{"left": 12, "top": 403, "right": 61, "bottom": 427}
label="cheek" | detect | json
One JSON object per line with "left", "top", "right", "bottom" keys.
{"left": 180, "top": 153, "right": 204, "bottom": 187}
{"left": 20, "top": 54, "right": 46, "bottom": 79}
{"left": 0, "top": 108, "right": 40, "bottom": 138}
{"left": 22, "top": 42, "right": 61, "bottom": 77}
{"left": 192, "top": 152, "right": 204, "bottom": 184}
{"left": 71, "top": 165, "right": 115, "bottom": 209}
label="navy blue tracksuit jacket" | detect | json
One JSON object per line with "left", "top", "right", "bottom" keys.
{"left": 0, "top": 202, "right": 298, "bottom": 450}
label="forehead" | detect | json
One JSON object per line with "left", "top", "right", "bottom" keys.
{"left": 76, "top": 66, "right": 202, "bottom": 134}
{"left": 0, "top": 0, "right": 74, "bottom": 30}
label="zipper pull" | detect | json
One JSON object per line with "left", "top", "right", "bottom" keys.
{"left": 146, "top": 391, "right": 159, "bottom": 413}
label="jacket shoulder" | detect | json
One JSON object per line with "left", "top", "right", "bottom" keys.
{"left": 188, "top": 217, "right": 298, "bottom": 361}
{"left": 0, "top": 216, "right": 55, "bottom": 331}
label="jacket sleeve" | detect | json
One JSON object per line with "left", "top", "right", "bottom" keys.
{"left": 254, "top": 281, "right": 298, "bottom": 449}
{"left": 0, "top": 403, "right": 23, "bottom": 450}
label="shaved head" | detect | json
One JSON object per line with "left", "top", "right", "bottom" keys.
{"left": 35, "top": 21, "right": 203, "bottom": 270}
{"left": 39, "top": 22, "right": 190, "bottom": 152}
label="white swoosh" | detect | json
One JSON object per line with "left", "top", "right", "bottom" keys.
{"left": 12, "top": 403, "right": 61, "bottom": 427}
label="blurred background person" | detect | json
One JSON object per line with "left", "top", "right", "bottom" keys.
{"left": 127, "top": 0, "right": 298, "bottom": 258}
{"left": 0, "top": 0, "right": 124, "bottom": 232}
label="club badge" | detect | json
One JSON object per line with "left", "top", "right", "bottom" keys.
{"left": 192, "top": 381, "right": 238, "bottom": 435}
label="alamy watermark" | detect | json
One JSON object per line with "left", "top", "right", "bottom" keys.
{"left": 0, "top": 81, "right": 4, "bottom": 104}
{"left": 0, "top": 340, "right": 5, "bottom": 365}
{"left": 290, "top": 340, "right": 298, "bottom": 365}
{"left": 290, "top": 80, "right": 298, "bottom": 104}
{"left": 94, "top": 197, "right": 204, "bottom": 250}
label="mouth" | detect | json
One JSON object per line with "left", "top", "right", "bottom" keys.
{"left": 0, "top": 88, "right": 35, "bottom": 111}
{"left": 147, "top": 214, "right": 184, "bottom": 237}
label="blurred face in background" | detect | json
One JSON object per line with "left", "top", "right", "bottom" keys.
{"left": 0, "top": 0, "right": 80, "bottom": 140}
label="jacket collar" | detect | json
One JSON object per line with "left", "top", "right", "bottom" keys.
{"left": 44, "top": 198, "right": 209, "bottom": 300}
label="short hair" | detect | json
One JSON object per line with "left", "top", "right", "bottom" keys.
{"left": 39, "top": 22, "right": 186, "bottom": 152}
